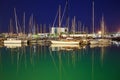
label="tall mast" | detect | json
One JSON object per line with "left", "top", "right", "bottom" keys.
{"left": 14, "top": 8, "right": 18, "bottom": 34}
{"left": 73, "top": 16, "right": 76, "bottom": 33}
{"left": 92, "top": 1, "right": 94, "bottom": 34}
{"left": 58, "top": 5, "right": 61, "bottom": 34}
{"left": 83, "top": 24, "right": 84, "bottom": 33}
{"left": 40, "top": 24, "right": 42, "bottom": 33}
{"left": 31, "top": 14, "right": 34, "bottom": 34}
{"left": 59, "top": 5, "right": 61, "bottom": 28}
{"left": 10, "top": 18, "right": 13, "bottom": 34}
{"left": 72, "top": 16, "right": 75, "bottom": 34}
{"left": 66, "top": 0, "right": 69, "bottom": 32}
{"left": 78, "top": 21, "right": 81, "bottom": 32}
{"left": 23, "top": 12, "right": 25, "bottom": 34}
{"left": 44, "top": 24, "right": 46, "bottom": 33}
{"left": 101, "top": 14, "right": 105, "bottom": 38}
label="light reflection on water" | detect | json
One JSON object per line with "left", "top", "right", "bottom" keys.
{"left": 0, "top": 42, "right": 120, "bottom": 80}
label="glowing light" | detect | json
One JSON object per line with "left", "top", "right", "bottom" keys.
{"left": 98, "top": 31, "right": 101, "bottom": 34}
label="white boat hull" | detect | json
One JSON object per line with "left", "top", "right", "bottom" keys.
{"left": 98, "top": 39, "right": 111, "bottom": 44}
{"left": 4, "top": 40, "right": 22, "bottom": 44}
{"left": 51, "top": 40, "right": 80, "bottom": 45}
{"left": 51, "top": 44, "right": 80, "bottom": 47}
{"left": 50, "top": 44, "right": 80, "bottom": 51}
{"left": 22, "top": 40, "right": 28, "bottom": 43}
{"left": 90, "top": 39, "right": 111, "bottom": 45}
{"left": 89, "top": 39, "right": 99, "bottom": 45}
{"left": 4, "top": 44, "right": 22, "bottom": 48}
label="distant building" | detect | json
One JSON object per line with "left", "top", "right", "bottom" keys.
{"left": 37, "top": 33, "right": 49, "bottom": 38}
{"left": 50, "top": 27, "right": 68, "bottom": 34}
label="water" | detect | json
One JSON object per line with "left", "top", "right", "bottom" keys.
{"left": 0, "top": 43, "right": 120, "bottom": 80}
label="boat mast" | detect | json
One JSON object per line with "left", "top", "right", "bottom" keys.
{"left": 14, "top": 8, "right": 18, "bottom": 34}
{"left": 31, "top": 14, "right": 34, "bottom": 34}
{"left": 59, "top": 5, "right": 61, "bottom": 34}
{"left": 92, "top": 1, "right": 94, "bottom": 34}
{"left": 71, "top": 16, "right": 76, "bottom": 34}
{"left": 66, "top": 0, "right": 69, "bottom": 32}
{"left": 44, "top": 24, "right": 46, "bottom": 33}
{"left": 40, "top": 24, "right": 42, "bottom": 33}
{"left": 73, "top": 16, "right": 76, "bottom": 34}
{"left": 10, "top": 18, "right": 13, "bottom": 35}
{"left": 52, "top": 11, "right": 58, "bottom": 27}
{"left": 23, "top": 12, "right": 25, "bottom": 34}
{"left": 101, "top": 14, "right": 105, "bottom": 38}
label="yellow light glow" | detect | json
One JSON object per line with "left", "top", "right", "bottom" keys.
{"left": 98, "top": 31, "right": 101, "bottom": 34}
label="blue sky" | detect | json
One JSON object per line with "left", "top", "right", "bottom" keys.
{"left": 0, "top": 0, "right": 120, "bottom": 33}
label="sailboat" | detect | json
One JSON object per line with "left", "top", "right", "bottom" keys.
{"left": 51, "top": 39, "right": 80, "bottom": 45}
{"left": 4, "top": 8, "right": 24, "bottom": 44}
{"left": 89, "top": 1, "right": 99, "bottom": 45}
{"left": 89, "top": 2, "right": 111, "bottom": 45}
{"left": 4, "top": 38, "right": 22, "bottom": 44}
{"left": 50, "top": 5, "right": 80, "bottom": 45}
{"left": 98, "top": 15, "right": 111, "bottom": 45}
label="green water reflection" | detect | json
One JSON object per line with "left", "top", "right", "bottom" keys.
{"left": 0, "top": 44, "right": 120, "bottom": 80}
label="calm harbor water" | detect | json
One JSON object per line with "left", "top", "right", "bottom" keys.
{"left": 0, "top": 42, "right": 120, "bottom": 80}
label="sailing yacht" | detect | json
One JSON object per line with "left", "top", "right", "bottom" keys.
{"left": 4, "top": 38, "right": 22, "bottom": 44}
{"left": 98, "top": 15, "right": 111, "bottom": 44}
{"left": 4, "top": 8, "right": 27, "bottom": 44}
{"left": 89, "top": 1, "right": 99, "bottom": 45}
{"left": 51, "top": 39, "right": 80, "bottom": 45}
{"left": 50, "top": 4, "right": 81, "bottom": 45}
{"left": 89, "top": 2, "right": 111, "bottom": 45}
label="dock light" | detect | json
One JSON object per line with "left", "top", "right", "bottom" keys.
{"left": 98, "top": 31, "right": 101, "bottom": 34}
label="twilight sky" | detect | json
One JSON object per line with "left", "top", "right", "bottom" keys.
{"left": 0, "top": 0, "right": 120, "bottom": 33}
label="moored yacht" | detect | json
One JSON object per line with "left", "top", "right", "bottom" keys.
{"left": 50, "top": 37, "right": 80, "bottom": 45}
{"left": 4, "top": 38, "right": 22, "bottom": 44}
{"left": 51, "top": 40, "right": 80, "bottom": 45}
